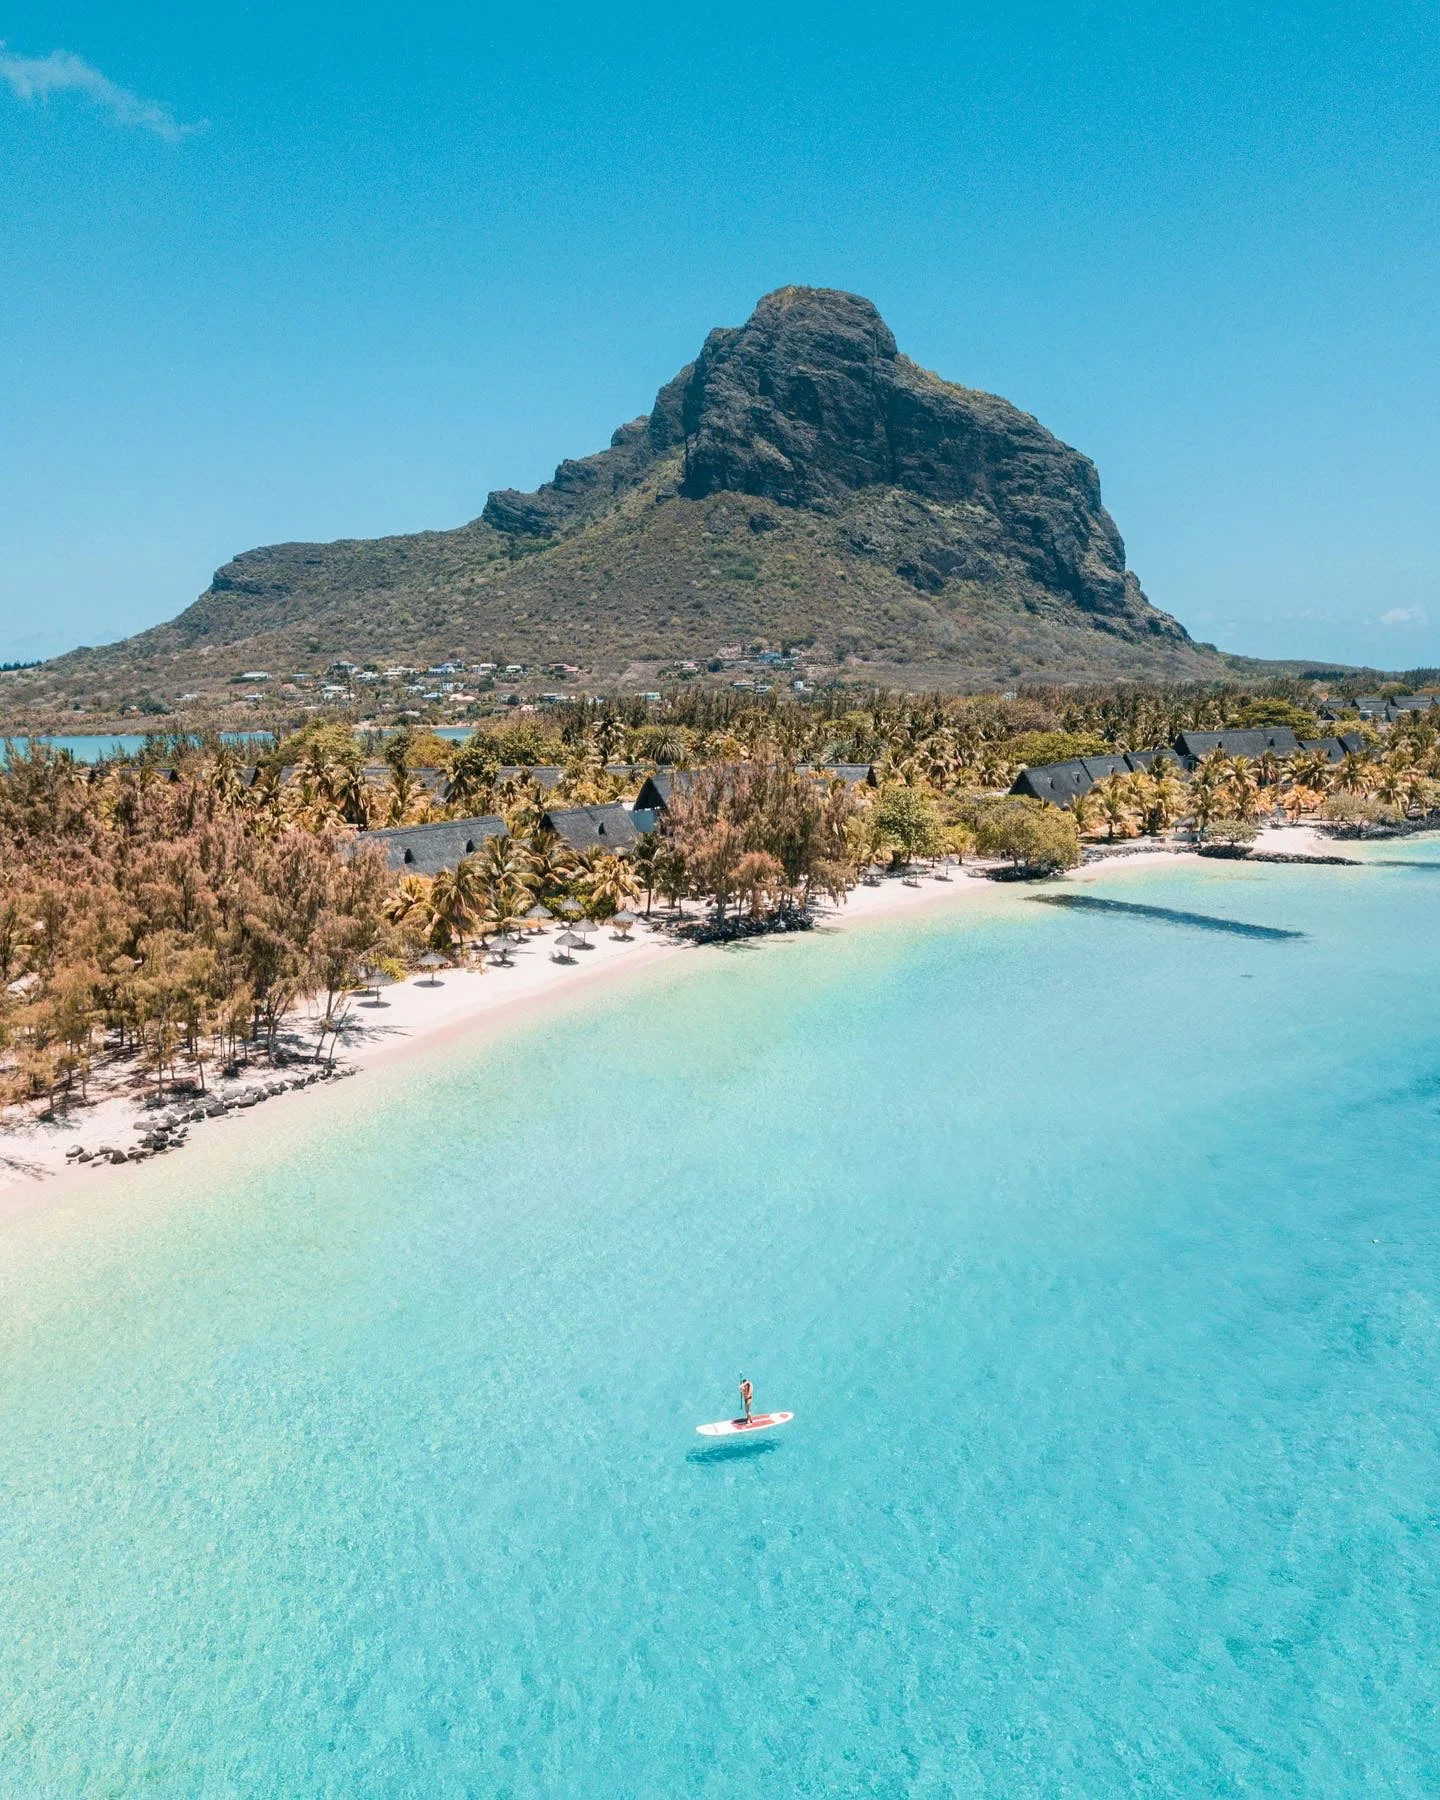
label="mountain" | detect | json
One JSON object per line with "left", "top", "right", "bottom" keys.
{"left": 5, "top": 287, "right": 1242, "bottom": 722}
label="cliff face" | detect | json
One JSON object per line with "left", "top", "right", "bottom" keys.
{"left": 9, "top": 287, "right": 1224, "bottom": 722}
{"left": 483, "top": 286, "right": 1183, "bottom": 644}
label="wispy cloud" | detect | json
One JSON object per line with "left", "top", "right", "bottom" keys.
{"left": 1379, "top": 606, "right": 1426, "bottom": 626}
{"left": 0, "top": 42, "right": 203, "bottom": 142}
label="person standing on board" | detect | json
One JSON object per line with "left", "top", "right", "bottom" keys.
{"left": 739, "top": 1377, "right": 754, "bottom": 1422}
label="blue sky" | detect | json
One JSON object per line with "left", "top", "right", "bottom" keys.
{"left": 2, "top": 1, "right": 1437, "bottom": 669}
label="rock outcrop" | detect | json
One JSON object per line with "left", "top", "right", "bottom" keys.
{"left": 482, "top": 285, "right": 1185, "bottom": 644}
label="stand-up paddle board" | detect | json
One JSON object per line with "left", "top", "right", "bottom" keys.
{"left": 696, "top": 1411, "right": 794, "bottom": 1437}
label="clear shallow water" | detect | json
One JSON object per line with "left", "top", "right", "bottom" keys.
{"left": 2, "top": 856, "right": 1439, "bottom": 1796}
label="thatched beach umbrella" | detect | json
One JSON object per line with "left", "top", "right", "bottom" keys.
{"left": 415, "top": 951, "right": 448, "bottom": 985}
{"left": 524, "top": 901, "right": 554, "bottom": 932}
{"left": 552, "top": 929, "right": 583, "bottom": 964}
{"left": 611, "top": 910, "right": 636, "bottom": 941}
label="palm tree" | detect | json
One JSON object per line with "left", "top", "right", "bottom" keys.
{"left": 1146, "top": 773, "right": 1186, "bottom": 836}
{"left": 1336, "top": 751, "right": 1375, "bottom": 796}
{"left": 298, "top": 747, "right": 338, "bottom": 812}
{"left": 582, "top": 853, "right": 641, "bottom": 922}
{"left": 387, "top": 764, "right": 420, "bottom": 825}
{"left": 1374, "top": 765, "right": 1408, "bottom": 812}
{"left": 1226, "top": 756, "right": 1259, "bottom": 820}
{"left": 1191, "top": 783, "right": 1225, "bottom": 838}
{"left": 593, "top": 715, "right": 629, "bottom": 765}
{"left": 1070, "top": 788, "right": 1100, "bottom": 838}
{"left": 383, "top": 873, "right": 430, "bottom": 928}
{"left": 333, "top": 761, "right": 373, "bottom": 828}
{"left": 476, "top": 832, "right": 536, "bottom": 896}
{"left": 424, "top": 867, "right": 475, "bottom": 953}
{"left": 630, "top": 830, "right": 664, "bottom": 916}
{"left": 1093, "top": 776, "right": 1135, "bottom": 842}
{"left": 1403, "top": 767, "right": 1433, "bottom": 815}
{"left": 476, "top": 885, "right": 531, "bottom": 960}
{"left": 1290, "top": 749, "right": 1332, "bottom": 793}
{"left": 520, "top": 829, "right": 575, "bottom": 903}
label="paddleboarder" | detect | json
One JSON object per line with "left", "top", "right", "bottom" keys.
{"left": 739, "top": 1376, "right": 753, "bottom": 1422}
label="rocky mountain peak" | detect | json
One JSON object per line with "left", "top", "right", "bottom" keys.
{"left": 483, "top": 286, "right": 1183, "bottom": 641}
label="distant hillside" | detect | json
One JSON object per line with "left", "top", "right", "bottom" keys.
{"left": 6, "top": 287, "right": 1257, "bottom": 723}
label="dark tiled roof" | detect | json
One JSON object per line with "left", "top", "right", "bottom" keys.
{"left": 497, "top": 765, "right": 565, "bottom": 790}
{"left": 1011, "top": 760, "right": 1093, "bottom": 804}
{"left": 1174, "top": 728, "right": 1299, "bottom": 759}
{"left": 1010, "top": 755, "right": 1122, "bottom": 803}
{"left": 1010, "top": 747, "right": 1181, "bottom": 805}
{"left": 1123, "top": 747, "right": 1186, "bottom": 772}
{"left": 632, "top": 771, "right": 695, "bottom": 813}
{"left": 540, "top": 804, "right": 643, "bottom": 852}
{"left": 1298, "top": 738, "right": 1347, "bottom": 763}
{"left": 362, "top": 815, "right": 507, "bottom": 875}
{"left": 1388, "top": 695, "right": 1435, "bottom": 713}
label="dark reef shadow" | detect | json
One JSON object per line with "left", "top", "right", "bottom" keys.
{"left": 1031, "top": 893, "right": 1303, "bottom": 941}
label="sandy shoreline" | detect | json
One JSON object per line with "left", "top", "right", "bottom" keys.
{"left": 0, "top": 825, "right": 1348, "bottom": 1222}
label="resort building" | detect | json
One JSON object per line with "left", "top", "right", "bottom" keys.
{"left": 364, "top": 815, "right": 507, "bottom": 875}
{"left": 497, "top": 765, "right": 565, "bottom": 791}
{"left": 1172, "top": 728, "right": 1300, "bottom": 760}
{"left": 631, "top": 771, "right": 694, "bottom": 816}
{"left": 1010, "top": 749, "right": 1182, "bottom": 806}
{"left": 539, "top": 804, "right": 644, "bottom": 853}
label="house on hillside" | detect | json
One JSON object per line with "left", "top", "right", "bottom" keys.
{"left": 1173, "top": 728, "right": 1299, "bottom": 760}
{"left": 540, "top": 804, "right": 643, "bottom": 854}
{"left": 363, "top": 815, "right": 507, "bottom": 876}
{"left": 1388, "top": 695, "right": 1435, "bottom": 716}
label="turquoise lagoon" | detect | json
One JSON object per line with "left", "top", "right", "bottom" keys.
{"left": 0, "top": 733, "right": 272, "bottom": 766}
{"left": 2, "top": 852, "right": 1440, "bottom": 1796}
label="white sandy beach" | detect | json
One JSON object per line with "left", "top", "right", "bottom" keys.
{"left": 0, "top": 825, "right": 1346, "bottom": 1217}
{"left": 0, "top": 866, "right": 1015, "bottom": 1214}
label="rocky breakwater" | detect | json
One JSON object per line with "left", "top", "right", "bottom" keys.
{"left": 65, "top": 1064, "right": 358, "bottom": 1170}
